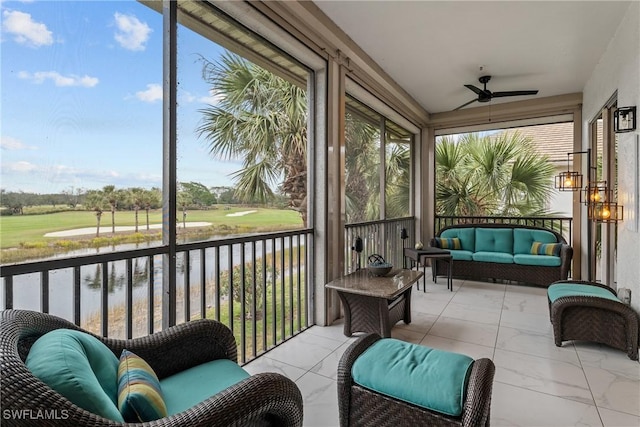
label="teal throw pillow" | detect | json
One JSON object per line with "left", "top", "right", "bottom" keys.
{"left": 436, "top": 237, "right": 461, "bottom": 250}
{"left": 118, "top": 349, "right": 168, "bottom": 422}
{"left": 530, "top": 241, "right": 561, "bottom": 256}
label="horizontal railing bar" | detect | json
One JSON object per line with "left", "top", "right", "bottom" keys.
{"left": 176, "top": 228, "right": 313, "bottom": 252}
{"left": 344, "top": 217, "right": 414, "bottom": 230}
{"left": 1, "top": 246, "right": 168, "bottom": 277}
{"left": 1, "top": 229, "right": 314, "bottom": 278}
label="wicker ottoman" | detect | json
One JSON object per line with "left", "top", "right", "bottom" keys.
{"left": 547, "top": 280, "right": 639, "bottom": 360}
{"left": 337, "top": 334, "right": 495, "bottom": 427}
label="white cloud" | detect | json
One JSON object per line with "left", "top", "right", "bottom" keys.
{"left": 5, "top": 160, "right": 38, "bottom": 172}
{"left": 2, "top": 10, "right": 53, "bottom": 47}
{"left": 113, "top": 12, "right": 151, "bottom": 51}
{"left": 18, "top": 71, "right": 99, "bottom": 87}
{"left": 0, "top": 136, "right": 37, "bottom": 150}
{"left": 136, "top": 83, "right": 162, "bottom": 103}
{"left": 199, "top": 90, "right": 224, "bottom": 106}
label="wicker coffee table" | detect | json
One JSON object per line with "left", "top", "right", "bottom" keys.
{"left": 326, "top": 269, "right": 423, "bottom": 338}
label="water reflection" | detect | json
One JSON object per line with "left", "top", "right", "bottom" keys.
{"left": 83, "top": 259, "right": 150, "bottom": 293}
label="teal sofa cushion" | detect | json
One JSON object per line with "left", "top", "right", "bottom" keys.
{"left": 514, "top": 254, "right": 561, "bottom": 267}
{"left": 448, "top": 249, "right": 474, "bottom": 261}
{"left": 472, "top": 251, "right": 514, "bottom": 264}
{"left": 25, "top": 329, "right": 123, "bottom": 422}
{"left": 161, "top": 359, "right": 250, "bottom": 416}
{"left": 513, "top": 229, "right": 558, "bottom": 254}
{"left": 475, "top": 228, "right": 513, "bottom": 254}
{"left": 440, "top": 228, "right": 475, "bottom": 252}
{"left": 547, "top": 283, "right": 619, "bottom": 303}
{"left": 118, "top": 349, "right": 168, "bottom": 422}
{"left": 352, "top": 339, "right": 474, "bottom": 417}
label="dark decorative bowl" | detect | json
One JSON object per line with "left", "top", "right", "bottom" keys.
{"left": 368, "top": 264, "right": 393, "bottom": 277}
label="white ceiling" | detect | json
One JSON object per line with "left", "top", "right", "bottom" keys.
{"left": 313, "top": 1, "right": 631, "bottom": 114}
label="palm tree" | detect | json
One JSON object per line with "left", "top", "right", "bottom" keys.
{"left": 129, "top": 187, "right": 145, "bottom": 233}
{"left": 85, "top": 189, "right": 105, "bottom": 237}
{"left": 344, "top": 112, "right": 381, "bottom": 223}
{"left": 102, "top": 185, "right": 119, "bottom": 235}
{"left": 197, "top": 51, "right": 308, "bottom": 225}
{"left": 435, "top": 131, "right": 556, "bottom": 217}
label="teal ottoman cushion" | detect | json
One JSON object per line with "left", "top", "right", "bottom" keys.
{"left": 513, "top": 229, "right": 558, "bottom": 254}
{"left": 514, "top": 254, "right": 561, "bottom": 267}
{"left": 548, "top": 283, "right": 619, "bottom": 303}
{"left": 161, "top": 359, "right": 250, "bottom": 416}
{"left": 472, "top": 251, "right": 514, "bottom": 264}
{"left": 440, "top": 228, "right": 475, "bottom": 252}
{"left": 25, "top": 329, "right": 123, "bottom": 422}
{"left": 475, "top": 228, "right": 513, "bottom": 254}
{"left": 352, "top": 339, "right": 474, "bottom": 416}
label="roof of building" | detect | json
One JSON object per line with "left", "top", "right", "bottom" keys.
{"left": 497, "top": 122, "right": 574, "bottom": 164}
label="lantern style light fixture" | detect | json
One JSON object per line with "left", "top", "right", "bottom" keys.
{"left": 554, "top": 148, "right": 624, "bottom": 222}
{"left": 554, "top": 153, "right": 583, "bottom": 191}
{"left": 582, "top": 180, "right": 608, "bottom": 206}
{"left": 588, "top": 201, "right": 624, "bottom": 223}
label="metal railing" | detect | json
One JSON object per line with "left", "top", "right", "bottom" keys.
{"left": 434, "top": 215, "right": 573, "bottom": 244}
{"left": 1, "top": 229, "right": 314, "bottom": 365}
{"left": 344, "top": 217, "right": 415, "bottom": 273}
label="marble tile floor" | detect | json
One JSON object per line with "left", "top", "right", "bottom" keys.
{"left": 244, "top": 275, "right": 640, "bottom": 427}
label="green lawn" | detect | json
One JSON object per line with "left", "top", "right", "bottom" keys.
{"left": 0, "top": 206, "right": 303, "bottom": 249}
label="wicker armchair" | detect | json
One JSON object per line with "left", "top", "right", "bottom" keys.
{"left": 338, "top": 334, "right": 495, "bottom": 427}
{"left": 548, "top": 280, "right": 639, "bottom": 360}
{"left": 0, "top": 309, "right": 303, "bottom": 426}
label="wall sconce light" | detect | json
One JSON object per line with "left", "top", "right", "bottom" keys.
{"left": 554, "top": 153, "right": 583, "bottom": 191}
{"left": 554, "top": 149, "right": 624, "bottom": 222}
{"left": 582, "top": 180, "right": 608, "bottom": 206}
{"left": 588, "top": 201, "right": 624, "bottom": 223}
{"left": 614, "top": 106, "right": 636, "bottom": 133}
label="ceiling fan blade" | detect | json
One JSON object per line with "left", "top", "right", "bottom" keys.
{"left": 491, "top": 90, "right": 539, "bottom": 98}
{"left": 453, "top": 99, "right": 479, "bottom": 111}
{"left": 464, "top": 84, "right": 484, "bottom": 96}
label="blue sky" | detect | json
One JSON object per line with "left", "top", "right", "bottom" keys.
{"left": 1, "top": 0, "right": 240, "bottom": 194}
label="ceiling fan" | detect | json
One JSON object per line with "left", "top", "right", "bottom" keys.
{"left": 454, "top": 75, "right": 538, "bottom": 110}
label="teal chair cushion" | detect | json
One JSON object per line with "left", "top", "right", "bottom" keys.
{"left": 513, "top": 229, "right": 558, "bottom": 254}
{"left": 472, "top": 251, "right": 514, "bottom": 264}
{"left": 25, "top": 329, "right": 123, "bottom": 422}
{"left": 475, "top": 228, "right": 513, "bottom": 253}
{"left": 161, "top": 359, "right": 250, "bottom": 416}
{"left": 352, "top": 339, "right": 474, "bottom": 417}
{"left": 547, "top": 283, "right": 619, "bottom": 303}
{"left": 440, "top": 228, "right": 475, "bottom": 252}
{"left": 514, "top": 254, "right": 561, "bottom": 267}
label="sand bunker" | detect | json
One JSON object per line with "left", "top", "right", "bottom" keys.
{"left": 225, "top": 210, "right": 257, "bottom": 217}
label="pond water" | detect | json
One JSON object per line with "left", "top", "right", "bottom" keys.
{"left": 3, "top": 235, "right": 302, "bottom": 322}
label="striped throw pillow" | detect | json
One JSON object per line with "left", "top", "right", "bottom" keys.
{"left": 436, "top": 237, "right": 461, "bottom": 250}
{"left": 530, "top": 242, "right": 561, "bottom": 256}
{"left": 118, "top": 349, "right": 168, "bottom": 422}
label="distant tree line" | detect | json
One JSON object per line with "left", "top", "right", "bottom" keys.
{"left": 0, "top": 182, "right": 267, "bottom": 218}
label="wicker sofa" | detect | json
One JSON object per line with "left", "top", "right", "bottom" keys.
{"left": 0, "top": 309, "right": 303, "bottom": 427}
{"left": 430, "top": 223, "right": 573, "bottom": 287}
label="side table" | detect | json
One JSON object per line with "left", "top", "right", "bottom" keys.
{"left": 403, "top": 247, "right": 453, "bottom": 291}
